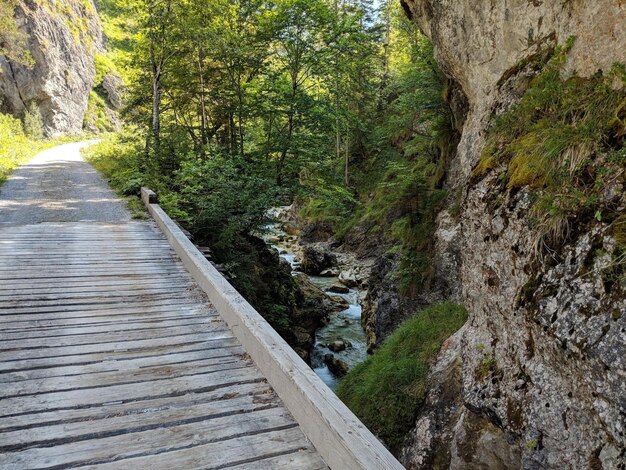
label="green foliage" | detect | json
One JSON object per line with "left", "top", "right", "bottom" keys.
{"left": 0, "top": 112, "right": 63, "bottom": 185}
{"left": 175, "top": 154, "right": 277, "bottom": 253}
{"left": 337, "top": 302, "right": 467, "bottom": 450}
{"left": 23, "top": 102, "right": 45, "bottom": 140}
{"left": 474, "top": 41, "right": 626, "bottom": 258}
{"left": 84, "top": 91, "right": 117, "bottom": 133}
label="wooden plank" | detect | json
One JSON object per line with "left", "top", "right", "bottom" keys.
{"left": 1, "top": 391, "right": 280, "bottom": 451}
{"left": 0, "top": 408, "right": 301, "bottom": 469}
{"left": 0, "top": 278, "right": 191, "bottom": 292}
{"left": 79, "top": 426, "right": 317, "bottom": 470}
{"left": 0, "top": 309, "right": 211, "bottom": 330}
{"left": 0, "top": 316, "right": 216, "bottom": 339}
{"left": 0, "top": 346, "right": 244, "bottom": 382}
{"left": 0, "top": 337, "right": 241, "bottom": 373}
{"left": 225, "top": 449, "right": 329, "bottom": 470}
{"left": 0, "top": 366, "right": 263, "bottom": 416}
{"left": 0, "top": 287, "right": 197, "bottom": 305}
{"left": 0, "top": 296, "right": 202, "bottom": 316}
{"left": 0, "top": 358, "right": 251, "bottom": 399}
{"left": 0, "top": 380, "right": 270, "bottom": 432}
{"left": 0, "top": 303, "right": 210, "bottom": 324}
{"left": 0, "top": 331, "right": 234, "bottom": 362}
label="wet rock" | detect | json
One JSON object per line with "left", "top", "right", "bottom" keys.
{"left": 324, "top": 353, "right": 349, "bottom": 377}
{"left": 329, "top": 295, "right": 349, "bottom": 313}
{"left": 327, "top": 339, "right": 351, "bottom": 352}
{"left": 300, "top": 244, "right": 337, "bottom": 275}
{"left": 338, "top": 269, "right": 358, "bottom": 287}
{"left": 327, "top": 284, "right": 350, "bottom": 294}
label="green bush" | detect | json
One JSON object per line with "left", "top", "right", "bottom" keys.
{"left": 0, "top": 112, "right": 50, "bottom": 185}
{"left": 23, "top": 102, "right": 45, "bottom": 139}
{"left": 336, "top": 302, "right": 467, "bottom": 450}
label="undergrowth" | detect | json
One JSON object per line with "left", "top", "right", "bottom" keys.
{"left": 473, "top": 38, "right": 626, "bottom": 260}
{"left": 336, "top": 302, "right": 467, "bottom": 450}
{"left": 0, "top": 113, "right": 69, "bottom": 186}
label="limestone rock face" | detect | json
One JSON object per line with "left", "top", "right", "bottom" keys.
{"left": 399, "top": 1, "right": 626, "bottom": 468}
{"left": 401, "top": 0, "right": 626, "bottom": 183}
{"left": 0, "top": 0, "right": 103, "bottom": 136}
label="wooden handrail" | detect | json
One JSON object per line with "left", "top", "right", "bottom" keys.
{"left": 141, "top": 187, "right": 404, "bottom": 470}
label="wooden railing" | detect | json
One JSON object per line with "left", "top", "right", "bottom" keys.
{"left": 141, "top": 188, "right": 404, "bottom": 470}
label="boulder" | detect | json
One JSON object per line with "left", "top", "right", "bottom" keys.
{"left": 324, "top": 354, "right": 349, "bottom": 377}
{"left": 338, "top": 269, "right": 358, "bottom": 288}
{"left": 101, "top": 72, "right": 125, "bottom": 110}
{"left": 327, "top": 284, "right": 350, "bottom": 294}
{"left": 300, "top": 220, "right": 334, "bottom": 242}
{"left": 300, "top": 245, "right": 337, "bottom": 275}
{"left": 327, "top": 339, "right": 351, "bottom": 352}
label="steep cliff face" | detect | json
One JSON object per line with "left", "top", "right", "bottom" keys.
{"left": 0, "top": 0, "right": 103, "bottom": 136}
{"left": 399, "top": 1, "right": 626, "bottom": 468}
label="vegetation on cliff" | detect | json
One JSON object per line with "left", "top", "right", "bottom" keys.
{"left": 337, "top": 302, "right": 467, "bottom": 450}
{"left": 473, "top": 40, "right": 625, "bottom": 274}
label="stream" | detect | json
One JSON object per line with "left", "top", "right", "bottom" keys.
{"left": 264, "top": 210, "right": 369, "bottom": 390}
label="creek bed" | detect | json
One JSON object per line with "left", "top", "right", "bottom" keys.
{"left": 265, "top": 219, "right": 368, "bottom": 390}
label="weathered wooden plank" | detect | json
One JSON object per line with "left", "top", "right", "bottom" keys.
{"left": 0, "top": 316, "right": 216, "bottom": 339}
{"left": 0, "top": 296, "right": 202, "bottom": 316}
{"left": 225, "top": 449, "right": 329, "bottom": 470}
{"left": 0, "top": 346, "right": 243, "bottom": 382}
{"left": 0, "top": 358, "right": 250, "bottom": 399}
{"left": 0, "top": 322, "right": 226, "bottom": 349}
{"left": 0, "top": 331, "right": 234, "bottom": 362}
{"left": 0, "top": 380, "right": 270, "bottom": 432}
{"left": 0, "top": 278, "right": 190, "bottom": 292}
{"left": 0, "top": 366, "right": 263, "bottom": 416}
{"left": 1, "top": 391, "right": 280, "bottom": 452}
{"left": 0, "top": 337, "right": 241, "bottom": 374}
{"left": 0, "top": 307, "right": 209, "bottom": 328}
{"left": 0, "top": 310, "right": 211, "bottom": 330}
{"left": 0, "top": 287, "right": 197, "bottom": 306}
{"left": 78, "top": 426, "right": 315, "bottom": 470}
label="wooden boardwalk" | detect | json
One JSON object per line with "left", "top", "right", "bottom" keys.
{"left": 0, "top": 222, "right": 327, "bottom": 469}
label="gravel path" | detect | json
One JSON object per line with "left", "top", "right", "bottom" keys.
{"left": 0, "top": 141, "right": 131, "bottom": 226}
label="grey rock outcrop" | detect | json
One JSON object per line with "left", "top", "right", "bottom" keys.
{"left": 399, "top": 1, "right": 626, "bottom": 468}
{"left": 0, "top": 0, "right": 103, "bottom": 136}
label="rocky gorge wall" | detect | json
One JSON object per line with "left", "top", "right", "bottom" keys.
{"left": 0, "top": 0, "right": 103, "bottom": 136}
{"left": 397, "top": 1, "right": 626, "bottom": 468}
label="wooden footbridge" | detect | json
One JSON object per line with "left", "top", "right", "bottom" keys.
{"left": 0, "top": 145, "right": 402, "bottom": 469}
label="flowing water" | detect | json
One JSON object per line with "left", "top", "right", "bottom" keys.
{"left": 263, "top": 212, "right": 369, "bottom": 390}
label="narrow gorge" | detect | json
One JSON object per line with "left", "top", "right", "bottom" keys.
{"left": 1, "top": 0, "right": 624, "bottom": 468}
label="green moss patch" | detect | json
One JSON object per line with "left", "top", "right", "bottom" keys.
{"left": 473, "top": 38, "right": 626, "bottom": 258}
{"left": 336, "top": 302, "right": 467, "bottom": 450}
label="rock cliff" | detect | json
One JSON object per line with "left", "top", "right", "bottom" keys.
{"left": 0, "top": 0, "right": 103, "bottom": 136}
{"left": 399, "top": 1, "right": 626, "bottom": 468}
